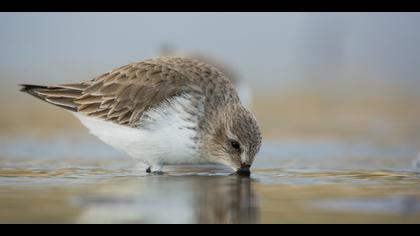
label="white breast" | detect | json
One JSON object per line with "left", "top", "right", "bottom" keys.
{"left": 73, "top": 94, "right": 208, "bottom": 168}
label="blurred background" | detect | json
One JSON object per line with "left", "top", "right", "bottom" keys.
{"left": 0, "top": 13, "right": 420, "bottom": 223}
{"left": 1, "top": 12, "right": 420, "bottom": 142}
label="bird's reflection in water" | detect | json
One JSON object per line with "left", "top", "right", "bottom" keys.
{"left": 193, "top": 176, "right": 259, "bottom": 224}
{"left": 74, "top": 173, "right": 260, "bottom": 224}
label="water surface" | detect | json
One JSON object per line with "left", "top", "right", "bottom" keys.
{"left": 0, "top": 134, "right": 419, "bottom": 223}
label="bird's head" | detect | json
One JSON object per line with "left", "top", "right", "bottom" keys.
{"left": 199, "top": 104, "right": 262, "bottom": 176}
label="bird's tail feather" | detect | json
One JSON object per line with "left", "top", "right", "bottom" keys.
{"left": 19, "top": 84, "right": 86, "bottom": 112}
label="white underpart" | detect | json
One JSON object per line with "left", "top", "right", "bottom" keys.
{"left": 74, "top": 94, "right": 207, "bottom": 172}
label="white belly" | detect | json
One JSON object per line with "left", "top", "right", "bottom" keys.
{"left": 73, "top": 95, "right": 208, "bottom": 167}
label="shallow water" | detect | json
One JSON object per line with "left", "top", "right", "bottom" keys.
{"left": 0, "top": 134, "right": 420, "bottom": 223}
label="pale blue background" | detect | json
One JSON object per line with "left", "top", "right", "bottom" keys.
{"left": 1, "top": 12, "right": 419, "bottom": 92}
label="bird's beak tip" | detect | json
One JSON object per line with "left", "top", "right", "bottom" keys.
{"left": 236, "top": 165, "right": 251, "bottom": 177}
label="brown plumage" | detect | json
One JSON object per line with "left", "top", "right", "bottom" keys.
{"left": 20, "top": 56, "right": 262, "bottom": 174}
{"left": 21, "top": 57, "right": 235, "bottom": 126}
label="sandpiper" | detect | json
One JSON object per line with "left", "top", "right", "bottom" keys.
{"left": 20, "top": 56, "right": 262, "bottom": 176}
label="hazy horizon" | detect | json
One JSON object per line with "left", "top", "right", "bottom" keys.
{"left": 1, "top": 12, "right": 420, "bottom": 94}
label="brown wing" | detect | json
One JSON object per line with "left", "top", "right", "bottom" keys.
{"left": 20, "top": 60, "right": 203, "bottom": 127}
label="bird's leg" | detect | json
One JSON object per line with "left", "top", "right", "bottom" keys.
{"left": 147, "top": 163, "right": 164, "bottom": 175}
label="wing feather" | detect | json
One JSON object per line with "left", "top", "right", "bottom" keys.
{"left": 20, "top": 57, "right": 213, "bottom": 127}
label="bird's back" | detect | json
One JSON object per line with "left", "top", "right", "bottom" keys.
{"left": 20, "top": 56, "right": 240, "bottom": 128}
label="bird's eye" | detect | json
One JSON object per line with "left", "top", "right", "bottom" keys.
{"left": 230, "top": 140, "right": 241, "bottom": 151}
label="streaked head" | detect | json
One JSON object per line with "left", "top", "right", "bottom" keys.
{"left": 199, "top": 104, "right": 262, "bottom": 176}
